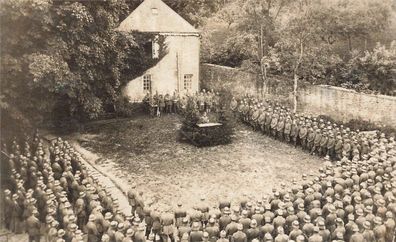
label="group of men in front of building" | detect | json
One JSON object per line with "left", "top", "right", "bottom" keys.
{"left": 142, "top": 90, "right": 221, "bottom": 117}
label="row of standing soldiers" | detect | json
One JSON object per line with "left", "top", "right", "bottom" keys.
{"left": 2, "top": 132, "right": 150, "bottom": 242}
{"left": 3, "top": 128, "right": 396, "bottom": 242}
{"left": 143, "top": 90, "right": 221, "bottom": 117}
{"left": 230, "top": 97, "right": 393, "bottom": 161}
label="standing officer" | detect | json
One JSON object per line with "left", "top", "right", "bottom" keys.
{"left": 86, "top": 214, "right": 100, "bottom": 242}
{"left": 326, "top": 132, "right": 335, "bottom": 160}
{"left": 26, "top": 209, "right": 41, "bottom": 242}
{"left": 334, "top": 135, "right": 343, "bottom": 160}
{"left": 127, "top": 186, "right": 137, "bottom": 215}
{"left": 284, "top": 116, "right": 292, "bottom": 143}
{"left": 231, "top": 224, "right": 247, "bottom": 242}
{"left": 299, "top": 124, "right": 308, "bottom": 150}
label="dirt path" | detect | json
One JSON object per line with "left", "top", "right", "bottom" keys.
{"left": 70, "top": 141, "right": 132, "bottom": 216}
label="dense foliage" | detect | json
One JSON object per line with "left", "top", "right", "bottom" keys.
{"left": 202, "top": 0, "right": 396, "bottom": 95}
{"left": 1, "top": 0, "right": 158, "bottom": 126}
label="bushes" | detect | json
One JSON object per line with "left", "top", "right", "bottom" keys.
{"left": 179, "top": 108, "right": 235, "bottom": 147}
{"left": 114, "top": 97, "right": 144, "bottom": 118}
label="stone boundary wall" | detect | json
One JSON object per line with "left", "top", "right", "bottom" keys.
{"left": 299, "top": 85, "right": 396, "bottom": 128}
{"left": 200, "top": 63, "right": 259, "bottom": 96}
{"left": 200, "top": 63, "right": 396, "bottom": 128}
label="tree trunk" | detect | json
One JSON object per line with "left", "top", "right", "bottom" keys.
{"left": 293, "top": 72, "right": 298, "bottom": 113}
{"left": 293, "top": 40, "right": 304, "bottom": 113}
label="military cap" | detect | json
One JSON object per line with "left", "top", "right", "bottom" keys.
{"left": 118, "top": 223, "right": 125, "bottom": 230}
{"left": 69, "top": 224, "right": 77, "bottom": 231}
{"left": 220, "top": 230, "right": 226, "bottom": 237}
{"left": 192, "top": 222, "right": 200, "bottom": 230}
{"left": 231, "top": 215, "right": 238, "bottom": 221}
{"left": 110, "top": 221, "right": 118, "bottom": 228}
{"left": 292, "top": 220, "right": 299, "bottom": 227}
{"left": 223, "top": 207, "right": 231, "bottom": 214}
{"left": 373, "top": 217, "right": 382, "bottom": 224}
{"left": 58, "top": 229, "right": 66, "bottom": 237}
{"left": 264, "top": 233, "right": 273, "bottom": 241}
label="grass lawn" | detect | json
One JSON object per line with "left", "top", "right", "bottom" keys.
{"left": 78, "top": 114, "right": 325, "bottom": 212}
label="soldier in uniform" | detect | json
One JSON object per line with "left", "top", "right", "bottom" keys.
{"left": 276, "top": 114, "right": 285, "bottom": 141}
{"left": 283, "top": 116, "right": 292, "bottom": 143}
{"left": 190, "top": 222, "right": 204, "bottom": 242}
{"left": 3, "top": 189, "right": 13, "bottom": 230}
{"left": 115, "top": 223, "right": 126, "bottom": 242}
{"left": 205, "top": 218, "right": 220, "bottom": 242}
{"left": 160, "top": 212, "right": 175, "bottom": 242}
{"left": 299, "top": 124, "right": 308, "bottom": 150}
{"left": 384, "top": 211, "right": 395, "bottom": 242}
{"left": 165, "top": 93, "right": 172, "bottom": 114}
{"left": 26, "top": 209, "right": 41, "bottom": 242}
{"left": 216, "top": 230, "right": 228, "bottom": 242}
{"left": 159, "top": 95, "right": 165, "bottom": 116}
{"left": 246, "top": 219, "right": 260, "bottom": 242}
{"left": 86, "top": 214, "right": 100, "bottom": 242}
{"left": 172, "top": 92, "right": 180, "bottom": 114}
{"left": 326, "top": 132, "right": 336, "bottom": 160}
{"left": 225, "top": 215, "right": 239, "bottom": 237}
{"left": 177, "top": 217, "right": 191, "bottom": 240}
{"left": 74, "top": 191, "right": 86, "bottom": 231}
{"left": 307, "top": 127, "right": 316, "bottom": 154}
{"left": 251, "top": 107, "right": 261, "bottom": 131}
{"left": 127, "top": 186, "right": 137, "bottom": 216}
{"left": 270, "top": 111, "right": 278, "bottom": 137}
{"left": 373, "top": 216, "right": 386, "bottom": 242}
{"left": 134, "top": 224, "right": 147, "bottom": 242}
{"left": 334, "top": 135, "right": 343, "bottom": 160}
{"left": 319, "top": 131, "right": 328, "bottom": 157}
{"left": 290, "top": 119, "right": 300, "bottom": 147}
{"left": 231, "top": 223, "right": 247, "bottom": 242}
{"left": 342, "top": 138, "right": 352, "bottom": 160}
{"left": 219, "top": 207, "right": 232, "bottom": 231}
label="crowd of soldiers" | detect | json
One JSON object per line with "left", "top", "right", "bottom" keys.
{"left": 142, "top": 90, "right": 221, "bottom": 117}
{"left": 2, "top": 104, "right": 396, "bottom": 242}
{"left": 230, "top": 97, "right": 388, "bottom": 162}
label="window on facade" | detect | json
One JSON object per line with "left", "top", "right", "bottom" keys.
{"left": 184, "top": 74, "right": 193, "bottom": 90}
{"left": 151, "top": 8, "right": 158, "bottom": 15}
{"left": 143, "top": 75, "right": 152, "bottom": 92}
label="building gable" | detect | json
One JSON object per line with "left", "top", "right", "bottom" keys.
{"left": 117, "top": 0, "right": 199, "bottom": 34}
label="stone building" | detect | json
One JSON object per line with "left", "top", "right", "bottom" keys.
{"left": 117, "top": 0, "right": 200, "bottom": 102}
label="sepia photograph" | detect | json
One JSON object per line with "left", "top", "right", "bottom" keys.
{"left": 1, "top": 0, "right": 396, "bottom": 241}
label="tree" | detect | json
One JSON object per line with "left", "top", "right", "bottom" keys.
{"left": 0, "top": 0, "right": 161, "bottom": 126}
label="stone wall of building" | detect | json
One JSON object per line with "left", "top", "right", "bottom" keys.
{"left": 298, "top": 85, "right": 396, "bottom": 128}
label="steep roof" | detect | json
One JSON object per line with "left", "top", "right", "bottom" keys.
{"left": 117, "top": 0, "right": 199, "bottom": 34}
